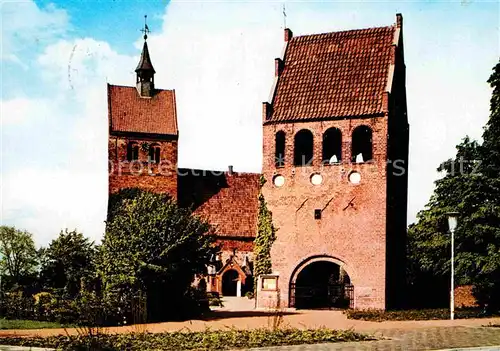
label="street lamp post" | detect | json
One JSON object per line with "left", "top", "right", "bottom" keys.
{"left": 447, "top": 212, "right": 459, "bottom": 320}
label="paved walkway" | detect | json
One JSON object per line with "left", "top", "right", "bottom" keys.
{"left": 258, "top": 326, "right": 500, "bottom": 351}
{"left": 249, "top": 326, "right": 500, "bottom": 350}
{"left": 1, "top": 302, "right": 500, "bottom": 350}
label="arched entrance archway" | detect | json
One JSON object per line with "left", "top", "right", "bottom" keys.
{"left": 222, "top": 269, "right": 239, "bottom": 296}
{"left": 289, "top": 256, "right": 353, "bottom": 309}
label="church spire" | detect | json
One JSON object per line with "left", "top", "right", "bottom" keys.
{"left": 135, "top": 15, "right": 155, "bottom": 97}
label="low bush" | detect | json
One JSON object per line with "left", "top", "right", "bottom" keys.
{"left": 0, "top": 328, "right": 372, "bottom": 350}
{"left": 208, "top": 295, "right": 223, "bottom": 307}
{"left": 245, "top": 291, "right": 254, "bottom": 299}
{"left": 0, "top": 291, "right": 35, "bottom": 320}
{"left": 344, "top": 308, "right": 499, "bottom": 322}
{"left": 0, "top": 290, "right": 115, "bottom": 326}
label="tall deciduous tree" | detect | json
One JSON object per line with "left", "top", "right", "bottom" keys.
{"left": 40, "top": 229, "right": 96, "bottom": 298}
{"left": 481, "top": 61, "right": 500, "bottom": 178}
{"left": 0, "top": 226, "right": 38, "bottom": 289}
{"left": 100, "top": 189, "right": 217, "bottom": 321}
{"left": 408, "top": 61, "right": 500, "bottom": 311}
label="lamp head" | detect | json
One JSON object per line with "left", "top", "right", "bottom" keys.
{"left": 446, "top": 211, "right": 459, "bottom": 232}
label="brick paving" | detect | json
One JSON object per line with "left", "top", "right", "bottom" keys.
{"left": 249, "top": 326, "right": 500, "bottom": 350}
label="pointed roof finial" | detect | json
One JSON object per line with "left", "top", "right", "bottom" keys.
{"left": 136, "top": 15, "right": 155, "bottom": 74}
{"left": 140, "top": 15, "right": 150, "bottom": 40}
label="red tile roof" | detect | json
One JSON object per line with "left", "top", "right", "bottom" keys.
{"left": 268, "top": 25, "right": 396, "bottom": 122}
{"left": 178, "top": 170, "right": 260, "bottom": 238}
{"left": 108, "top": 84, "right": 178, "bottom": 136}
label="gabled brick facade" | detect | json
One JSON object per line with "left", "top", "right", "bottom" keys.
{"left": 108, "top": 83, "right": 179, "bottom": 199}
{"left": 259, "top": 14, "right": 408, "bottom": 310}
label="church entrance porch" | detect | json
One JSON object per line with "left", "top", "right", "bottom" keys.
{"left": 222, "top": 269, "right": 239, "bottom": 296}
{"left": 289, "top": 260, "right": 353, "bottom": 309}
{"left": 207, "top": 255, "right": 252, "bottom": 298}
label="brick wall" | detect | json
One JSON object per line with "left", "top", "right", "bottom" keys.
{"left": 216, "top": 238, "right": 254, "bottom": 253}
{"left": 108, "top": 135, "right": 178, "bottom": 199}
{"left": 261, "top": 116, "right": 390, "bottom": 309}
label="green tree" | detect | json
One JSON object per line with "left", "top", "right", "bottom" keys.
{"left": 253, "top": 176, "right": 276, "bottom": 279}
{"left": 40, "top": 229, "right": 96, "bottom": 298}
{"left": 481, "top": 61, "right": 500, "bottom": 178}
{"left": 0, "top": 226, "right": 38, "bottom": 289}
{"left": 409, "top": 61, "right": 500, "bottom": 311}
{"left": 100, "top": 189, "right": 217, "bottom": 321}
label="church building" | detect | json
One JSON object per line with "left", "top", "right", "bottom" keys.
{"left": 107, "top": 14, "right": 409, "bottom": 310}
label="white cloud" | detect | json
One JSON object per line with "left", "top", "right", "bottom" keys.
{"left": 2, "top": 37, "right": 136, "bottom": 245}
{"left": 2, "top": 168, "right": 107, "bottom": 245}
{"left": 1, "top": 0, "right": 69, "bottom": 64}
{"left": 37, "top": 38, "right": 136, "bottom": 92}
{"left": 1, "top": 97, "right": 53, "bottom": 126}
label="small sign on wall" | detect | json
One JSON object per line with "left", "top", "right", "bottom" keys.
{"left": 261, "top": 275, "right": 278, "bottom": 291}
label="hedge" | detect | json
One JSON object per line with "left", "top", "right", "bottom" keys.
{"left": 344, "top": 308, "right": 499, "bottom": 322}
{"left": 0, "top": 328, "right": 373, "bottom": 350}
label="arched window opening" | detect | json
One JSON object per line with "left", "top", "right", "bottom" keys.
{"left": 294, "top": 129, "right": 314, "bottom": 166}
{"left": 322, "top": 128, "right": 342, "bottom": 164}
{"left": 352, "top": 126, "right": 373, "bottom": 163}
{"left": 275, "top": 131, "right": 286, "bottom": 167}
{"left": 149, "top": 144, "right": 161, "bottom": 163}
{"left": 127, "top": 142, "right": 139, "bottom": 161}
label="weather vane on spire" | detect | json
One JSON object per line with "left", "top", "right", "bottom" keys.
{"left": 140, "top": 15, "right": 150, "bottom": 40}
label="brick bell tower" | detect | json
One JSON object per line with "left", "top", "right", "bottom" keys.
{"left": 258, "top": 14, "right": 409, "bottom": 310}
{"left": 108, "top": 20, "right": 179, "bottom": 198}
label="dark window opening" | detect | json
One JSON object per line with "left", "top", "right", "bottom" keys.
{"left": 352, "top": 126, "right": 373, "bottom": 162}
{"left": 149, "top": 145, "right": 161, "bottom": 163}
{"left": 322, "top": 128, "right": 342, "bottom": 164}
{"left": 127, "top": 142, "right": 139, "bottom": 161}
{"left": 275, "top": 131, "right": 286, "bottom": 167}
{"left": 294, "top": 129, "right": 314, "bottom": 166}
{"left": 314, "top": 209, "right": 322, "bottom": 219}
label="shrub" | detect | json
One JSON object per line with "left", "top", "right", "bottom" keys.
{"left": 0, "top": 291, "right": 35, "bottom": 320}
{"left": 33, "top": 292, "right": 53, "bottom": 321}
{"left": 208, "top": 293, "right": 223, "bottom": 307}
{"left": 344, "top": 308, "right": 499, "bottom": 322}
{"left": 0, "top": 327, "right": 373, "bottom": 350}
{"left": 245, "top": 291, "right": 254, "bottom": 299}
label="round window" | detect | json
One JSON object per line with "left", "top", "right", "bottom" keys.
{"left": 273, "top": 175, "right": 285, "bottom": 187}
{"left": 348, "top": 171, "right": 361, "bottom": 184}
{"left": 310, "top": 173, "right": 323, "bottom": 186}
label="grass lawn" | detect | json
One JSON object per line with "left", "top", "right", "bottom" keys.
{"left": 0, "top": 319, "right": 68, "bottom": 330}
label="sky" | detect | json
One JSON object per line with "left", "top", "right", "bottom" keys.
{"left": 1, "top": 0, "right": 499, "bottom": 246}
